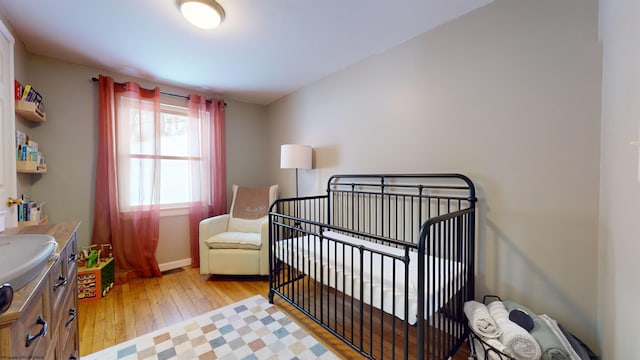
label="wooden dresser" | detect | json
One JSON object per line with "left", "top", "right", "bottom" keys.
{"left": 0, "top": 221, "right": 80, "bottom": 360}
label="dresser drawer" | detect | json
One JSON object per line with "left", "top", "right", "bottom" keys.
{"left": 58, "top": 302, "right": 80, "bottom": 360}
{"left": 49, "top": 233, "right": 78, "bottom": 329}
{"left": 58, "top": 276, "right": 78, "bottom": 350}
{"left": 48, "top": 258, "right": 68, "bottom": 331}
{"left": 60, "top": 312, "right": 79, "bottom": 360}
{"left": 58, "top": 231, "right": 79, "bottom": 360}
{"left": 10, "top": 282, "right": 50, "bottom": 359}
{"left": 64, "top": 232, "right": 78, "bottom": 277}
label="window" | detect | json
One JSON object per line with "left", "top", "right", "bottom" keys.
{"left": 118, "top": 99, "right": 206, "bottom": 209}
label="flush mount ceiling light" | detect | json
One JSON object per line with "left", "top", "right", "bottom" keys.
{"left": 178, "top": 0, "right": 225, "bottom": 29}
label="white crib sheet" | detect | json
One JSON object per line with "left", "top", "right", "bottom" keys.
{"left": 274, "top": 231, "right": 465, "bottom": 325}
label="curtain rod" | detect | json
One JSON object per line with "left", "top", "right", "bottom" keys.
{"left": 90, "top": 77, "right": 226, "bottom": 106}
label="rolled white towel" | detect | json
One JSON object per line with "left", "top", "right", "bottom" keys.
{"left": 465, "top": 300, "right": 502, "bottom": 339}
{"left": 485, "top": 338, "right": 515, "bottom": 359}
{"left": 488, "top": 301, "right": 542, "bottom": 360}
{"left": 539, "top": 315, "right": 581, "bottom": 360}
{"left": 473, "top": 337, "right": 516, "bottom": 360}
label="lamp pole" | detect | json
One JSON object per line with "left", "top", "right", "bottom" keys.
{"left": 295, "top": 168, "right": 299, "bottom": 198}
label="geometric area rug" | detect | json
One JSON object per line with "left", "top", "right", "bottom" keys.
{"left": 82, "top": 295, "right": 339, "bottom": 360}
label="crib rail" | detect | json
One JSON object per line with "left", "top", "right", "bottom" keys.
{"left": 419, "top": 206, "right": 476, "bottom": 359}
{"left": 269, "top": 174, "right": 476, "bottom": 360}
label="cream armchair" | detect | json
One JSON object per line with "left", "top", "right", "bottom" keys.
{"left": 199, "top": 184, "right": 278, "bottom": 276}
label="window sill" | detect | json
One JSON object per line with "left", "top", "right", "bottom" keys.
{"left": 160, "top": 206, "right": 189, "bottom": 217}
{"left": 119, "top": 205, "right": 191, "bottom": 217}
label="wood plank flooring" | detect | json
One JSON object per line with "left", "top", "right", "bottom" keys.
{"left": 78, "top": 267, "right": 471, "bottom": 359}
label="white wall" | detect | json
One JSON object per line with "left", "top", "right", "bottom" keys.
{"left": 22, "top": 55, "right": 269, "bottom": 266}
{"left": 598, "top": 0, "right": 640, "bottom": 358}
{"left": 267, "top": 0, "right": 602, "bottom": 348}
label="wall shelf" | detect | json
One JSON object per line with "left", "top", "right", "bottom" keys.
{"left": 18, "top": 214, "right": 48, "bottom": 227}
{"left": 15, "top": 100, "right": 46, "bottom": 123}
{"left": 16, "top": 160, "right": 47, "bottom": 173}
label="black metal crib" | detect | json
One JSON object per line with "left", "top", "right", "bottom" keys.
{"left": 268, "top": 174, "right": 477, "bottom": 359}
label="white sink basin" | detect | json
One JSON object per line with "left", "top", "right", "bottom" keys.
{"left": 0, "top": 234, "right": 57, "bottom": 291}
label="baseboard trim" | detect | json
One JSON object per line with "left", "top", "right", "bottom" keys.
{"left": 159, "top": 258, "right": 192, "bottom": 272}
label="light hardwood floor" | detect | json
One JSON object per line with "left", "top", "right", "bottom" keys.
{"left": 78, "top": 267, "right": 471, "bottom": 359}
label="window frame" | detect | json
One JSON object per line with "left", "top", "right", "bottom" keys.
{"left": 119, "top": 100, "right": 204, "bottom": 212}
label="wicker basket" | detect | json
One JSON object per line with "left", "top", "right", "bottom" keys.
{"left": 467, "top": 295, "right": 598, "bottom": 360}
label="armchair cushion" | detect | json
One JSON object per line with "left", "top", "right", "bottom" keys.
{"left": 205, "top": 232, "right": 261, "bottom": 250}
{"left": 228, "top": 185, "right": 278, "bottom": 233}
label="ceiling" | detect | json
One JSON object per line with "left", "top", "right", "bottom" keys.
{"left": 0, "top": 0, "right": 492, "bottom": 105}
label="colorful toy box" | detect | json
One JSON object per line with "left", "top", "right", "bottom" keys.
{"left": 78, "top": 251, "right": 114, "bottom": 303}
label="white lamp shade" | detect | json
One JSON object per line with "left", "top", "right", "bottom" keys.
{"left": 281, "top": 144, "right": 312, "bottom": 169}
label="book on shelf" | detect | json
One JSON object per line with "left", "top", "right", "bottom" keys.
{"left": 14, "top": 80, "right": 22, "bottom": 100}
{"left": 18, "top": 83, "right": 44, "bottom": 113}
{"left": 16, "top": 146, "right": 42, "bottom": 163}
{"left": 15, "top": 130, "right": 26, "bottom": 146}
{"left": 33, "top": 91, "right": 43, "bottom": 110}
{"left": 15, "top": 130, "right": 43, "bottom": 163}
{"left": 17, "top": 195, "right": 45, "bottom": 224}
{"left": 27, "top": 138, "right": 38, "bottom": 151}
{"left": 21, "top": 84, "right": 31, "bottom": 100}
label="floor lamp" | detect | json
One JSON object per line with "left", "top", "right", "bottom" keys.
{"left": 280, "top": 144, "right": 312, "bottom": 197}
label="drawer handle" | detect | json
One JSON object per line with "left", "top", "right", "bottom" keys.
{"left": 53, "top": 275, "right": 68, "bottom": 291}
{"left": 25, "top": 315, "right": 47, "bottom": 347}
{"left": 65, "top": 308, "right": 77, "bottom": 327}
{"left": 68, "top": 253, "right": 77, "bottom": 263}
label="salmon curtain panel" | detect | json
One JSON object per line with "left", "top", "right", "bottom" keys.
{"left": 187, "top": 94, "right": 227, "bottom": 268}
{"left": 92, "top": 74, "right": 162, "bottom": 283}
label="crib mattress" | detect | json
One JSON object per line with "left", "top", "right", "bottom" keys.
{"left": 274, "top": 231, "right": 465, "bottom": 324}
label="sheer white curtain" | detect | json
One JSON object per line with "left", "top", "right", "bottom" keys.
{"left": 187, "top": 94, "right": 226, "bottom": 268}
{"left": 116, "top": 94, "right": 162, "bottom": 209}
